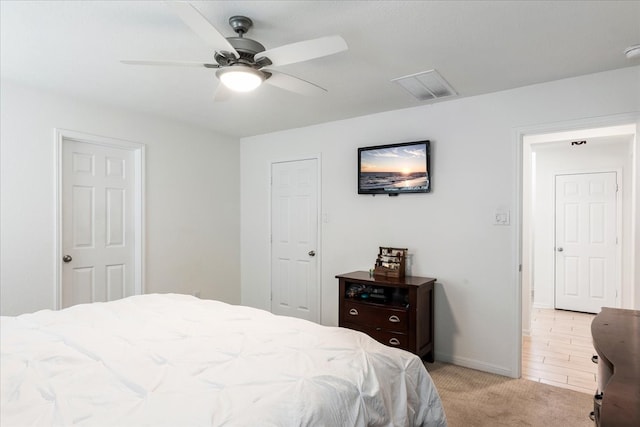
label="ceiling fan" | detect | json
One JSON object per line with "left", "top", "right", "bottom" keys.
{"left": 122, "top": 2, "right": 348, "bottom": 101}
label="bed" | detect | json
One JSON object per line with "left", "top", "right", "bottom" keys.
{"left": 1, "top": 293, "right": 446, "bottom": 426}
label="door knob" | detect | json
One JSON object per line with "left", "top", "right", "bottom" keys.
{"left": 557, "top": 247, "right": 563, "bottom": 252}
{"left": 308, "top": 250, "right": 316, "bottom": 257}
{"left": 62, "top": 255, "right": 72, "bottom": 263}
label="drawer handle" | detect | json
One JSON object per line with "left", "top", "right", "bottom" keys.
{"left": 388, "top": 338, "right": 401, "bottom": 346}
{"left": 388, "top": 315, "right": 401, "bottom": 323}
{"left": 349, "top": 308, "right": 359, "bottom": 316}
{"left": 591, "top": 355, "right": 598, "bottom": 364}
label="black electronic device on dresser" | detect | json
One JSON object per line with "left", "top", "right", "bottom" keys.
{"left": 336, "top": 271, "right": 436, "bottom": 362}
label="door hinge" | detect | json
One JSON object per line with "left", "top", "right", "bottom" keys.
{"left": 518, "top": 264, "right": 522, "bottom": 272}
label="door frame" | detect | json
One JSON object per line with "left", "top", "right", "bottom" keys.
{"left": 54, "top": 129, "right": 145, "bottom": 310}
{"left": 268, "top": 155, "right": 322, "bottom": 323}
{"left": 516, "top": 112, "right": 639, "bottom": 378}
{"left": 553, "top": 169, "right": 622, "bottom": 311}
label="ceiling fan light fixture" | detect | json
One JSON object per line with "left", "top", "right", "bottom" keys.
{"left": 217, "top": 66, "right": 264, "bottom": 92}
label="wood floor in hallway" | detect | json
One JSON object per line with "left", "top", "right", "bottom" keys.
{"left": 523, "top": 308, "right": 597, "bottom": 395}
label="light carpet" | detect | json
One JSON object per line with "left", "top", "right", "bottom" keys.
{"left": 426, "top": 361, "right": 594, "bottom": 427}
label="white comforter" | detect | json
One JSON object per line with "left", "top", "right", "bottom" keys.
{"left": 1, "top": 294, "right": 446, "bottom": 426}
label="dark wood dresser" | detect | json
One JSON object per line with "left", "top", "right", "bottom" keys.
{"left": 591, "top": 307, "right": 640, "bottom": 426}
{"left": 336, "top": 271, "right": 436, "bottom": 362}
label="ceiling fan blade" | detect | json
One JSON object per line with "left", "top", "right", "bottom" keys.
{"left": 121, "top": 60, "right": 219, "bottom": 68}
{"left": 255, "top": 35, "right": 347, "bottom": 67}
{"left": 264, "top": 70, "right": 327, "bottom": 96}
{"left": 165, "top": 1, "right": 238, "bottom": 58}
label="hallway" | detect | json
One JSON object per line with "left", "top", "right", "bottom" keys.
{"left": 522, "top": 308, "right": 597, "bottom": 394}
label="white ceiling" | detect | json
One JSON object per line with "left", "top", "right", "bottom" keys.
{"left": 2, "top": 1, "right": 639, "bottom": 138}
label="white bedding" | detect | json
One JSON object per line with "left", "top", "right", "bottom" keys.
{"left": 1, "top": 294, "right": 446, "bottom": 426}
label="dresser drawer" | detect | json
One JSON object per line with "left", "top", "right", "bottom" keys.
{"left": 338, "top": 272, "right": 436, "bottom": 361}
{"left": 343, "top": 300, "right": 408, "bottom": 332}
{"left": 344, "top": 322, "right": 409, "bottom": 350}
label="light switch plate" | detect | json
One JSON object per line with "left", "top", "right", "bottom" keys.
{"left": 494, "top": 209, "right": 510, "bottom": 225}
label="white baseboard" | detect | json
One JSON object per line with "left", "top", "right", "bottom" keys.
{"left": 532, "top": 302, "right": 554, "bottom": 310}
{"left": 434, "top": 352, "right": 516, "bottom": 378}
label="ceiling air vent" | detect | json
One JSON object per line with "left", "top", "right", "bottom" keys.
{"left": 392, "top": 69, "right": 457, "bottom": 101}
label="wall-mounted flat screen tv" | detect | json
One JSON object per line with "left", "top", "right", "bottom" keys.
{"left": 358, "top": 140, "right": 430, "bottom": 195}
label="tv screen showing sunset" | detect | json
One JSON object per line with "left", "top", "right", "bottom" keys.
{"left": 359, "top": 142, "right": 430, "bottom": 193}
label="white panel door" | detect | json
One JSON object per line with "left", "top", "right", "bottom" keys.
{"left": 555, "top": 172, "right": 618, "bottom": 313}
{"left": 61, "top": 140, "right": 136, "bottom": 308}
{"left": 271, "top": 159, "right": 319, "bottom": 322}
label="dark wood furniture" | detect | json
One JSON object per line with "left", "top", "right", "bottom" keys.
{"left": 336, "top": 271, "right": 436, "bottom": 362}
{"left": 591, "top": 307, "right": 640, "bottom": 427}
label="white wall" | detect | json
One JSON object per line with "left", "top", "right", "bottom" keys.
{"left": 0, "top": 80, "right": 241, "bottom": 316}
{"left": 531, "top": 135, "right": 634, "bottom": 310}
{"left": 240, "top": 66, "right": 640, "bottom": 377}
